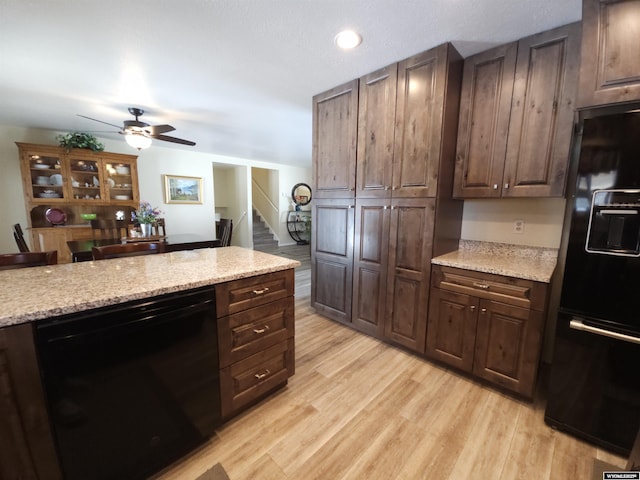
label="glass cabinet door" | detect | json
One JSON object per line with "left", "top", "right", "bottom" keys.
{"left": 104, "top": 160, "right": 136, "bottom": 203}
{"left": 67, "top": 155, "right": 103, "bottom": 202}
{"left": 27, "top": 152, "right": 66, "bottom": 201}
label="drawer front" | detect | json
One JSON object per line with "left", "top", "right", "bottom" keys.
{"left": 431, "top": 265, "right": 547, "bottom": 311}
{"left": 218, "top": 297, "right": 294, "bottom": 368}
{"left": 220, "top": 339, "right": 293, "bottom": 417}
{"left": 216, "top": 269, "right": 295, "bottom": 316}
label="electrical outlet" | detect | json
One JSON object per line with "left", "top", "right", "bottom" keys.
{"left": 514, "top": 219, "right": 525, "bottom": 234}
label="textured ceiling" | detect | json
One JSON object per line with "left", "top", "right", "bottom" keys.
{"left": 0, "top": 0, "right": 581, "bottom": 167}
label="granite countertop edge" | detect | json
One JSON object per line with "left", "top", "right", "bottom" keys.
{"left": 431, "top": 240, "right": 558, "bottom": 283}
{"left": 0, "top": 247, "right": 300, "bottom": 328}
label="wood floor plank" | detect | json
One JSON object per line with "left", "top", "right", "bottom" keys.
{"left": 155, "top": 245, "right": 630, "bottom": 480}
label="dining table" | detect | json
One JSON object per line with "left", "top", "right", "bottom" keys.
{"left": 67, "top": 233, "right": 222, "bottom": 262}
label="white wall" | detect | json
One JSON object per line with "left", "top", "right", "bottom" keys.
{"left": 461, "top": 198, "right": 566, "bottom": 249}
{"left": 0, "top": 124, "right": 312, "bottom": 253}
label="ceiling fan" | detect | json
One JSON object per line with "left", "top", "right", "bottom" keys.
{"left": 79, "top": 107, "right": 196, "bottom": 150}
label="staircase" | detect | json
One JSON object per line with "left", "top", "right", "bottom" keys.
{"left": 252, "top": 209, "right": 278, "bottom": 250}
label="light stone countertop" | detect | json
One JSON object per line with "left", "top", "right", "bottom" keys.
{"left": 0, "top": 246, "right": 300, "bottom": 328}
{"left": 431, "top": 240, "right": 558, "bottom": 283}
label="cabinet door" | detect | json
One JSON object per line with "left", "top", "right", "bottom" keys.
{"left": 21, "top": 148, "right": 68, "bottom": 203}
{"left": 473, "top": 300, "right": 544, "bottom": 398}
{"left": 67, "top": 153, "right": 105, "bottom": 202}
{"left": 503, "top": 22, "right": 581, "bottom": 197}
{"left": 0, "top": 325, "right": 61, "bottom": 480}
{"left": 31, "top": 227, "right": 70, "bottom": 263}
{"left": 453, "top": 43, "right": 517, "bottom": 198}
{"left": 393, "top": 44, "right": 453, "bottom": 198}
{"left": 103, "top": 157, "right": 139, "bottom": 204}
{"left": 352, "top": 199, "right": 390, "bottom": 337}
{"left": 578, "top": 0, "right": 640, "bottom": 108}
{"left": 384, "top": 198, "right": 435, "bottom": 353}
{"left": 426, "top": 288, "right": 478, "bottom": 372}
{"left": 356, "top": 65, "right": 397, "bottom": 198}
{"left": 313, "top": 80, "right": 358, "bottom": 198}
{"left": 311, "top": 198, "right": 355, "bottom": 324}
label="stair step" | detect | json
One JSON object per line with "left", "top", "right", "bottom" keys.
{"left": 252, "top": 210, "right": 277, "bottom": 247}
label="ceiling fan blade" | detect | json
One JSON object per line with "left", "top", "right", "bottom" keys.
{"left": 152, "top": 134, "right": 196, "bottom": 146}
{"left": 77, "top": 114, "right": 123, "bottom": 130}
{"left": 144, "top": 124, "right": 175, "bottom": 135}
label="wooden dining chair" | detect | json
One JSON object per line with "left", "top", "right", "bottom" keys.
{"left": 0, "top": 251, "right": 57, "bottom": 270}
{"left": 216, "top": 218, "right": 233, "bottom": 247}
{"left": 90, "top": 219, "right": 128, "bottom": 240}
{"left": 13, "top": 224, "right": 29, "bottom": 252}
{"left": 92, "top": 242, "right": 166, "bottom": 260}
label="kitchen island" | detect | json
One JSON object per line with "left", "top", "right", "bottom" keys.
{"left": 0, "top": 247, "right": 299, "bottom": 480}
{"left": 0, "top": 246, "right": 299, "bottom": 327}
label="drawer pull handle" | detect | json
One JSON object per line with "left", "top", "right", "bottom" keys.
{"left": 472, "top": 282, "right": 490, "bottom": 290}
{"left": 254, "top": 369, "right": 271, "bottom": 380}
{"left": 253, "top": 326, "right": 270, "bottom": 334}
{"left": 252, "top": 287, "right": 270, "bottom": 295}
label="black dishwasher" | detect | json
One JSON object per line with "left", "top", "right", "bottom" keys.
{"left": 35, "top": 286, "right": 221, "bottom": 480}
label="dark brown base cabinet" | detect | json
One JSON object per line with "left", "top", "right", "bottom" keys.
{"left": 351, "top": 198, "right": 437, "bottom": 353}
{"left": 311, "top": 198, "right": 355, "bottom": 325}
{"left": 427, "top": 265, "right": 548, "bottom": 398}
{"left": 216, "top": 270, "right": 295, "bottom": 418}
{"left": 0, "top": 324, "right": 62, "bottom": 480}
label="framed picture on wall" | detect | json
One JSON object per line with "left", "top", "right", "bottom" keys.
{"left": 163, "top": 175, "right": 203, "bottom": 204}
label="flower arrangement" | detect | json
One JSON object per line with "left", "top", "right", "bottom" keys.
{"left": 57, "top": 132, "right": 105, "bottom": 152}
{"left": 134, "top": 201, "right": 162, "bottom": 224}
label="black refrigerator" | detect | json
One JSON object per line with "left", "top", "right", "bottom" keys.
{"left": 545, "top": 105, "right": 640, "bottom": 455}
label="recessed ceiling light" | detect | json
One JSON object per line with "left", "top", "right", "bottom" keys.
{"left": 335, "top": 30, "right": 362, "bottom": 50}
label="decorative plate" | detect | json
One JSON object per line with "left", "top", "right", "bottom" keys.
{"left": 45, "top": 207, "right": 67, "bottom": 225}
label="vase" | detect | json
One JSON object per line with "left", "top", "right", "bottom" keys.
{"left": 140, "top": 223, "right": 153, "bottom": 237}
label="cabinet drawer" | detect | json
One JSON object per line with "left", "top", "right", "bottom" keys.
{"left": 216, "top": 270, "right": 294, "bottom": 316}
{"left": 218, "top": 297, "right": 294, "bottom": 368}
{"left": 220, "top": 339, "right": 293, "bottom": 417}
{"left": 431, "top": 265, "right": 547, "bottom": 311}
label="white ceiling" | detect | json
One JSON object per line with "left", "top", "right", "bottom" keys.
{"left": 0, "top": 0, "right": 581, "bottom": 167}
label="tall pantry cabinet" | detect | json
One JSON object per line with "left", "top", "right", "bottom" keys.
{"left": 311, "top": 42, "right": 464, "bottom": 354}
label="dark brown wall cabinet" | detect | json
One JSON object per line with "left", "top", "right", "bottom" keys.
{"left": 312, "top": 80, "right": 359, "bottom": 199}
{"left": 578, "top": 0, "right": 640, "bottom": 108}
{"left": 427, "top": 266, "right": 548, "bottom": 398}
{"left": 454, "top": 23, "right": 581, "bottom": 198}
{"left": 312, "top": 43, "right": 464, "bottom": 354}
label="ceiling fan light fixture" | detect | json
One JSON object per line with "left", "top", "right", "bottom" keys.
{"left": 125, "top": 132, "right": 152, "bottom": 150}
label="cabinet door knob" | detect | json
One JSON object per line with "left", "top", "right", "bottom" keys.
{"left": 493, "top": 184, "right": 499, "bottom": 189}
{"left": 469, "top": 305, "right": 476, "bottom": 311}
{"left": 504, "top": 183, "right": 510, "bottom": 189}
{"left": 252, "top": 287, "right": 270, "bottom": 295}
{"left": 481, "top": 308, "right": 487, "bottom": 313}
{"left": 253, "top": 326, "right": 270, "bottom": 334}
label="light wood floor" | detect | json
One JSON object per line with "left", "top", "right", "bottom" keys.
{"left": 156, "top": 244, "right": 626, "bottom": 480}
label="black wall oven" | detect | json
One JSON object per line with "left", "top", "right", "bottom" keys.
{"left": 35, "top": 286, "right": 221, "bottom": 480}
{"left": 545, "top": 108, "right": 640, "bottom": 455}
